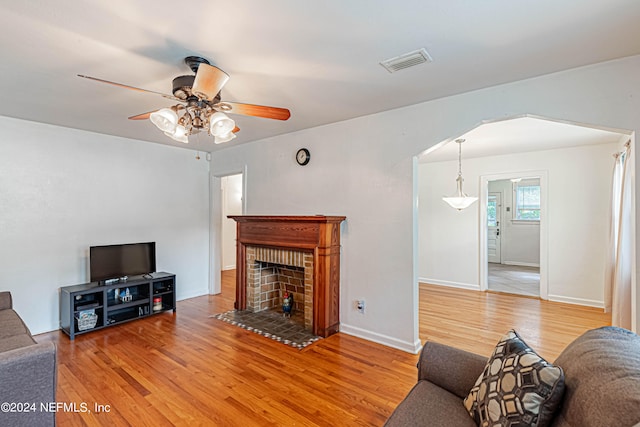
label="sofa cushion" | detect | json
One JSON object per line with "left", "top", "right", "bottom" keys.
{"left": 0, "top": 333, "right": 36, "bottom": 352}
{"left": 463, "top": 330, "right": 565, "bottom": 427}
{"left": 384, "top": 380, "right": 476, "bottom": 427}
{"left": 551, "top": 326, "right": 640, "bottom": 427}
{"left": 0, "top": 292, "right": 12, "bottom": 310}
{"left": 418, "top": 341, "right": 488, "bottom": 399}
{"left": 0, "top": 309, "right": 31, "bottom": 339}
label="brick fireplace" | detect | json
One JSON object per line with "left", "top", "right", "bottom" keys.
{"left": 245, "top": 246, "right": 314, "bottom": 330}
{"left": 228, "top": 215, "right": 346, "bottom": 338}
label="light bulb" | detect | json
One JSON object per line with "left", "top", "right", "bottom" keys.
{"left": 214, "top": 132, "right": 236, "bottom": 144}
{"left": 442, "top": 196, "right": 478, "bottom": 210}
{"left": 150, "top": 108, "right": 178, "bottom": 133}
{"left": 164, "top": 125, "right": 188, "bottom": 143}
{"left": 209, "top": 112, "right": 235, "bottom": 137}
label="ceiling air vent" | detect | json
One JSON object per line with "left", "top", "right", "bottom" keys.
{"left": 380, "top": 48, "right": 433, "bottom": 73}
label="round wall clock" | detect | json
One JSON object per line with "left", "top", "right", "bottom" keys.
{"left": 296, "top": 148, "right": 310, "bottom": 166}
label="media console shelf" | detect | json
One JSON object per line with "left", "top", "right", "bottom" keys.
{"left": 60, "top": 272, "right": 176, "bottom": 340}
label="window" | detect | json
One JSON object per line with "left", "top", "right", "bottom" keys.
{"left": 513, "top": 179, "right": 540, "bottom": 221}
{"left": 487, "top": 196, "right": 497, "bottom": 227}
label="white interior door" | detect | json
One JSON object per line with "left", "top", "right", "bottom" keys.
{"left": 221, "top": 174, "right": 243, "bottom": 270}
{"left": 488, "top": 192, "right": 501, "bottom": 263}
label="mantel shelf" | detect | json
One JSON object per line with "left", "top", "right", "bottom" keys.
{"left": 228, "top": 215, "right": 346, "bottom": 222}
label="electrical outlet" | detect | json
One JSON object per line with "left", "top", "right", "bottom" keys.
{"left": 356, "top": 300, "right": 365, "bottom": 313}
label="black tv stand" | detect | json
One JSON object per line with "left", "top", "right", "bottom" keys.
{"left": 60, "top": 272, "right": 176, "bottom": 340}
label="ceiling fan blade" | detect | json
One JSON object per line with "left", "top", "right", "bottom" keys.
{"left": 77, "top": 74, "right": 180, "bottom": 101}
{"left": 218, "top": 102, "right": 291, "bottom": 121}
{"left": 192, "top": 64, "right": 229, "bottom": 101}
{"left": 128, "top": 110, "right": 158, "bottom": 120}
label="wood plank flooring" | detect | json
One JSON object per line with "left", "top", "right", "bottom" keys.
{"left": 419, "top": 282, "right": 611, "bottom": 362}
{"left": 35, "top": 271, "right": 610, "bottom": 426}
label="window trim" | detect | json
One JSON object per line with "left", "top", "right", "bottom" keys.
{"left": 512, "top": 179, "right": 541, "bottom": 222}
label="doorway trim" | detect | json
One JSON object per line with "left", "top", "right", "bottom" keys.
{"left": 209, "top": 165, "right": 247, "bottom": 294}
{"left": 479, "top": 170, "right": 548, "bottom": 299}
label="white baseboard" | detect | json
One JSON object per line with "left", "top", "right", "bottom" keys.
{"left": 418, "top": 277, "right": 480, "bottom": 291}
{"left": 177, "top": 288, "right": 210, "bottom": 302}
{"left": 222, "top": 265, "right": 236, "bottom": 271}
{"left": 339, "top": 324, "right": 422, "bottom": 354}
{"left": 503, "top": 261, "right": 540, "bottom": 268}
{"left": 547, "top": 294, "right": 604, "bottom": 309}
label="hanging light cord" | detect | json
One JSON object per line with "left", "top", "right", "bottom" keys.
{"left": 457, "top": 140, "right": 463, "bottom": 177}
{"left": 455, "top": 139, "right": 466, "bottom": 196}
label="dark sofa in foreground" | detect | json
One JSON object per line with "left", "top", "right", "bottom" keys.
{"left": 385, "top": 326, "right": 640, "bottom": 427}
{"left": 0, "top": 291, "right": 57, "bottom": 427}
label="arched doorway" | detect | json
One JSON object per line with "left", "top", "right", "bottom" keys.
{"left": 416, "top": 114, "right": 633, "bottom": 319}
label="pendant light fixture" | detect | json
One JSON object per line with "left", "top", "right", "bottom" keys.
{"left": 442, "top": 139, "right": 478, "bottom": 210}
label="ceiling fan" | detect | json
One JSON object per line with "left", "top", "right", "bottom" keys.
{"left": 78, "top": 56, "right": 291, "bottom": 144}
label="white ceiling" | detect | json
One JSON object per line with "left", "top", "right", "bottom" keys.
{"left": 1, "top": 1, "right": 640, "bottom": 153}
{"left": 419, "top": 116, "right": 630, "bottom": 163}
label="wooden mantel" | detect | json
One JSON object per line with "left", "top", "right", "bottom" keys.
{"left": 228, "top": 215, "right": 346, "bottom": 337}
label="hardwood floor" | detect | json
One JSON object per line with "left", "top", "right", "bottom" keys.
{"left": 36, "top": 271, "right": 611, "bottom": 426}
{"left": 40, "top": 271, "right": 416, "bottom": 426}
{"left": 419, "top": 282, "right": 611, "bottom": 362}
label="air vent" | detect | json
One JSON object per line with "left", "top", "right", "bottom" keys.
{"left": 380, "top": 48, "right": 433, "bottom": 73}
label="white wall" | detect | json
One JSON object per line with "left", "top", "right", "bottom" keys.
{"left": 221, "top": 174, "right": 242, "bottom": 270}
{"left": 419, "top": 143, "right": 618, "bottom": 307}
{"left": 488, "top": 179, "right": 540, "bottom": 266}
{"left": 212, "top": 55, "right": 640, "bottom": 351}
{"left": 0, "top": 117, "right": 211, "bottom": 334}
{"left": 211, "top": 121, "right": 420, "bottom": 352}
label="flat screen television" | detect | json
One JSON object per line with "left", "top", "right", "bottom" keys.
{"left": 89, "top": 242, "right": 156, "bottom": 283}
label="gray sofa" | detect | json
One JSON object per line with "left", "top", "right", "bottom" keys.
{"left": 0, "top": 291, "right": 57, "bottom": 427}
{"left": 385, "top": 326, "right": 640, "bottom": 427}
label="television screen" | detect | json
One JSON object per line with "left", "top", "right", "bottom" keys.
{"left": 90, "top": 242, "right": 156, "bottom": 282}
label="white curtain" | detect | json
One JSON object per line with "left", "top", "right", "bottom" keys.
{"left": 604, "top": 142, "right": 633, "bottom": 329}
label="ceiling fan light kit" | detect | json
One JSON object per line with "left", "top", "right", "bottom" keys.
{"left": 78, "top": 56, "right": 290, "bottom": 146}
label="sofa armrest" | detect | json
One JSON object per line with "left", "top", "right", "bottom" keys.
{"left": 418, "top": 341, "right": 487, "bottom": 399}
{"left": 0, "top": 342, "right": 57, "bottom": 426}
{"left": 0, "top": 292, "right": 12, "bottom": 310}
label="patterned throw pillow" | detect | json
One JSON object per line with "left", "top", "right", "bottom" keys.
{"left": 463, "top": 330, "right": 565, "bottom": 427}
